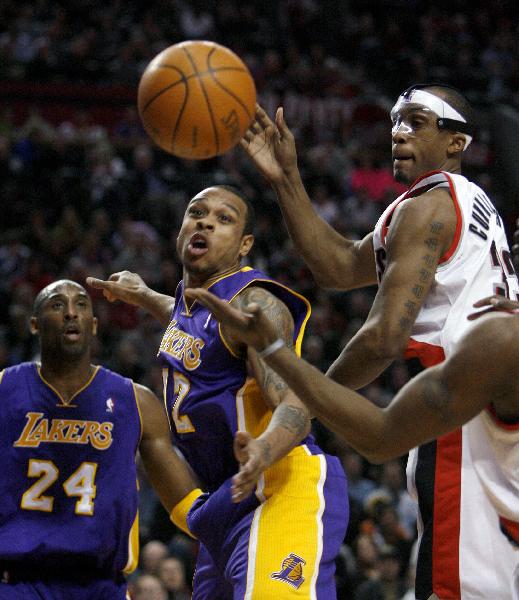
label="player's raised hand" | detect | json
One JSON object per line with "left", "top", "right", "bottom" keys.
{"left": 184, "top": 287, "right": 278, "bottom": 351}
{"left": 240, "top": 104, "right": 297, "bottom": 184}
{"left": 231, "top": 431, "right": 267, "bottom": 502}
{"left": 467, "top": 295, "right": 519, "bottom": 320}
{"left": 86, "top": 271, "right": 149, "bottom": 305}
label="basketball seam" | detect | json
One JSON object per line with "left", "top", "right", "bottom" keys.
{"left": 206, "top": 52, "right": 253, "bottom": 121}
{"left": 183, "top": 45, "right": 220, "bottom": 156}
{"left": 145, "top": 67, "right": 248, "bottom": 120}
{"left": 141, "top": 65, "right": 188, "bottom": 114}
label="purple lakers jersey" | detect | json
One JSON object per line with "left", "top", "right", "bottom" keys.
{"left": 0, "top": 363, "right": 142, "bottom": 577}
{"left": 157, "top": 267, "right": 312, "bottom": 491}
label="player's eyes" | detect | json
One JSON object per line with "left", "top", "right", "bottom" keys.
{"left": 219, "top": 214, "right": 232, "bottom": 223}
{"left": 189, "top": 208, "right": 204, "bottom": 217}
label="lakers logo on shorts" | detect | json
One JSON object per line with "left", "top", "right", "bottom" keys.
{"left": 271, "top": 553, "right": 306, "bottom": 589}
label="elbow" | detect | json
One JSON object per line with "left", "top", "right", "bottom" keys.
{"left": 312, "top": 270, "right": 347, "bottom": 291}
{"left": 356, "top": 435, "right": 401, "bottom": 465}
{"left": 362, "top": 447, "right": 399, "bottom": 465}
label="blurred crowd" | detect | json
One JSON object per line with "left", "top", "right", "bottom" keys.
{"left": 1, "top": 1, "right": 518, "bottom": 598}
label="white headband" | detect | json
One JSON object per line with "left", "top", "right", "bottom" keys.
{"left": 393, "top": 89, "right": 473, "bottom": 150}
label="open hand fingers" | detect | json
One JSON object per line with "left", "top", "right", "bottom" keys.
{"left": 231, "top": 471, "right": 255, "bottom": 502}
{"left": 185, "top": 288, "right": 253, "bottom": 325}
{"left": 472, "top": 295, "right": 500, "bottom": 308}
{"left": 468, "top": 295, "right": 519, "bottom": 319}
{"left": 467, "top": 306, "right": 496, "bottom": 320}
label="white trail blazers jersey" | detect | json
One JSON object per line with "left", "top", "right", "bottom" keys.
{"left": 373, "top": 170, "right": 519, "bottom": 600}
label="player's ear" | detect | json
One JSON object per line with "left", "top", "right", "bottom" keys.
{"left": 447, "top": 133, "right": 466, "bottom": 156}
{"left": 92, "top": 317, "right": 98, "bottom": 336}
{"left": 239, "top": 234, "right": 254, "bottom": 258}
{"left": 29, "top": 316, "right": 39, "bottom": 336}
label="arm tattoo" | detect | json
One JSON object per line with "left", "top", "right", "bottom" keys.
{"left": 236, "top": 287, "right": 299, "bottom": 407}
{"left": 429, "top": 221, "right": 444, "bottom": 234}
{"left": 257, "top": 438, "right": 272, "bottom": 466}
{"left": 412, "top": 284, "right": 424, "bottom": 299}
{"left": 404, "top": 300, "right": 416, "bottom": 315}
{"left": 399, "top": 219, "right": 445, "bottom": 332}
{"left": 420, "top": 376, "right": 455, "bottom": 423}
{"left": 270, "top": 404, "right": 309, "bottom": 437}
{"left": 425, "top": 237, "right": 439, "bottom": 251}
{"left": 237, "top": 286, "right": 295, "bottom": 346}
{"left": 254, "top": 354, "right": 290, "bottom": 399}
{"left": 422, "top": 254, "right": 435, "bottom": 267}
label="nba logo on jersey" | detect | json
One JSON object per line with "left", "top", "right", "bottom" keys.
{"left": 106, "top": 398, "right": 114, "bottom": 413}
{"left": 271, "top": 553, "right": 306, "bottom": 589}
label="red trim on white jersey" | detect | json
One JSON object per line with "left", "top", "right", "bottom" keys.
{"left": 438, "top": 172, "right": 463, "bottom": 264}
{"left": 485, "top": 404, "right": 519, "bottom": 431}
{"left": 499, "top": 516, "right": 519, "bottom": 545}
{"left": 404, "top": 338, "right": 445, "bottom": 367}
{"left": 433, "top": 429, "right": 463, "bottom": 599}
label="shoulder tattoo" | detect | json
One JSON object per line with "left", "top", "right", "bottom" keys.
{"left": 236, "top": 286, "right": 295, "bottom": 346}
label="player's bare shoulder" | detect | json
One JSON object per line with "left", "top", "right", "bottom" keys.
{"left": 402, "top": 185, "right": 457, "bottom": 223}
{"left": 232, "top": 286, "right": 295, "bottom": 345}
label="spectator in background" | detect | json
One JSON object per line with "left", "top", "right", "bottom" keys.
{"left": 138, "top": 540, "right": 169, "bottom": 578}
{"left": 158, "top": 556, "right": 191, "bottom": 600}
{"left": 130, "top": 573, "right": 168, "bottom": 600}
{"left": 354, "top": 544, "right": 407, "bottom": 600}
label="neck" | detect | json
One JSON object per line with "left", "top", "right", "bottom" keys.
{"left": 39, "top": 354, "right": 95, "bottom": 402}
{"left": 183, "top": 262, "right": 241, "bottom": 289}
{"left": 436, "top": 159, "right": 462, "bottom": 177}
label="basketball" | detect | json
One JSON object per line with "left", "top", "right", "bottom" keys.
{"left": 137, "top": 41, "right": 257, "bottom": 160}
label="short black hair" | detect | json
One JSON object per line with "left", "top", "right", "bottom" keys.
{"left": 33, "top": 279, "right": 87, "bottom": 317}
{"left": 214, "top": 185, "right": 256, "bottom": 236}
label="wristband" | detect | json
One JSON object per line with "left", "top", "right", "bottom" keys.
{"left": 170, "top": 488, "right": 203, "bottom": 538}
{"left": 257, "top": 338, "right": 285, "bottom": 359}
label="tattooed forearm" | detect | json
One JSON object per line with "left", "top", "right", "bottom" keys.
{"left": 270, "top": 403, "right": 309, "bottom": 437}
{"left": 254, "top": 354, "right": 290, "bottom": 399}
{"left": 257, "top": 438, "right": 272, "bottom": 466}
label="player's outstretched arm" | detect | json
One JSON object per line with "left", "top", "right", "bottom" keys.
{"left": 136, "top": 383, "right": 202, "bottom": 536}
{"left": 241, "top": 105, "right": 377, "bottom": 290}
{"left": 185, "top": 287, "right": 519, "bottom": 463}
{"left": 87, "top": 271, "right": 174, "bottom": 327}
{"left": 327, "top": 188, "right": 457, "bottom": 388}
{"left": 227, "top": 286, "right": 311, "bottom": 502}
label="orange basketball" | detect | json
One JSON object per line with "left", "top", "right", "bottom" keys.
{"left": 137, "top": 41, "right": 256, "bottom": 160}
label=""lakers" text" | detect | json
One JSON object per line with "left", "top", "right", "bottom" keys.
{"left": 14, "top": 412, "right": 113, "bottom": 450}
{"left": 158, "top": 320, "right": 204, "bottom": 370}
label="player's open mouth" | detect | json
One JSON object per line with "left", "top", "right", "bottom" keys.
{"left": 63, "top": 326, "right": 81, "bottom": 341}
{"left": 188, "top": 234, "right": 209, "bottom": 256}
{"left": 393, "top": 154, "right": 413, "bottom": 164}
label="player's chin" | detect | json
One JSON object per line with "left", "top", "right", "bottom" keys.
{"left": 393, "top": 166, "right": 413, "bottom": 185}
